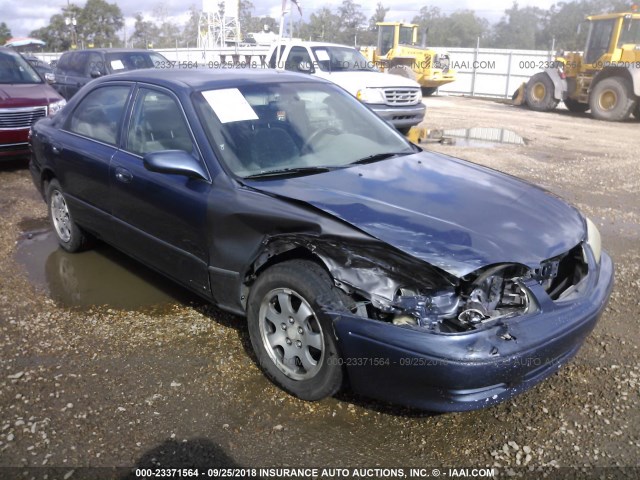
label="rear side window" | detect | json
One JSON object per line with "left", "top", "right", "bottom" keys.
{"left": 55, "top": 53, "right": 71, "bottom": 72}
{"left": 285, "top": 46, "right": 312, "bottom": 72}
{"left": 126, "top": 88, "right": 194, "bottom": 155}
{"left": 67, "top": 86, "right": 130, "bottom": 145}
{"left": 68, "top": 52, "right": 88, "bottom": 75}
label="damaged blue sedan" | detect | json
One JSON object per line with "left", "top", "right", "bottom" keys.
{"left": 29, "top": 69, "right": 613, "bottom": 411}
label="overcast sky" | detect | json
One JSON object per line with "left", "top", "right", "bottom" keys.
{"left": 2, "top": 0, "right": 557, "bottom": 39}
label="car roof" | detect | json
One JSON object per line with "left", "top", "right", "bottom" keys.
{"left": 93, "top": 68, "right": 330, "bottom": 92}
{"left": 61, "top": 48, "right": 158, "bottom": 55}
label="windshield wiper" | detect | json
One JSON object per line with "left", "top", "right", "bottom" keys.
{"left": 243, "top": 165, "right": 342, "bottom": 179}
{"left": 349, "top": 151, "right": 413, "bottom": 166}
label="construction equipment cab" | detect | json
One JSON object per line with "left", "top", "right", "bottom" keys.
{"left": 524, "top": 10, "right": 640, "bottom": 121}
{"left": 267, "top": 40, "right": 426, "bottom": 133}
{"left": 360, "top": 22, "right": 456, "bottom": 96}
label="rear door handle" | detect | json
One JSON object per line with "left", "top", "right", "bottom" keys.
{"left": 115, "top": 167, "right": 133, "bottom": 184}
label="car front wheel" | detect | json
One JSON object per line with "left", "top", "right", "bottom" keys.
{"left": 46, "top": 179, "right": 89, "bottom": 252}
{"left": 247, "top": 260, "right": 346, "bottom": 401}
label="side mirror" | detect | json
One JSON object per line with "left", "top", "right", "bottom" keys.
{"left": 143, "top": 150, "right": 208, "bottom": 180}
{"left": 44, "top": 72, "right": 56, "bottom": 84}
{"left": 297, "top": 61, "right": 314, "bottom": 74}
{"left": 89, "top": 69, "right": 102, "bottom": 79}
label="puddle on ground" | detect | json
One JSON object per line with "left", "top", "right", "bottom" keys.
{"left": 422, "top": 127, "right": 528, "bottom": 148}
{"left": 15, "top": 222, "right": 197, "bottom": 311}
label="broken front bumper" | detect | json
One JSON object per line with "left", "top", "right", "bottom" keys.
{"left": 331, "top": 251, "right": 614, "bottom": 412}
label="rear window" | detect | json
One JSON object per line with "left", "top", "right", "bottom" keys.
{"left": 0, "top": 50, "right": 42, "bottom": 84}
{"left": 104, "top": 52, "right": 167, "bottom": 72}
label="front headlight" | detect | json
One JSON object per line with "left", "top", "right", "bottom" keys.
{"left": 48, "top": 99, "right": 66, "bottom": 116}
{"left": 585, "top": 217, "right": 602, "bottom": 264}
{"left": 356, "top": 87, "right": 386, "bottom": 104}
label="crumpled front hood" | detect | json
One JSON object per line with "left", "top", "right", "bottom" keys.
{"left": 244, "top": 151, "right": 586, "bottom": 278}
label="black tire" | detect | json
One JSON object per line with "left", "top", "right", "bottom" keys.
{"left": 525, "top": 72, "right": 559, "bottom": 112}
{"left": 589, "top": 76, "right": 636, "bottom": 121}
{"left": 421, "top": 87, "right": 438, "bottom": 96}
{"left": 247, "top": 260, "right": 346, "bottom": 401}
{"left": 564, "top": 97, "right": 589, "bottom": 113}
{"left": 632, "top": 102, "right": 640, "bottom": 120}
{"left": 388, "top": 65, "right": 417, "bottom": 82}
{"left": 46, "top": 179, "right": 89, "bottom": 253}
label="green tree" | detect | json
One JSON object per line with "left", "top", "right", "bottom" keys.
{"left": 358, "top": 2, "right": 388, "bottom": 46}
{"left": 441, "top": 11, "right": 489, "bottom": 47}
{"left": 30, "top": 0, "right": 122, "bottom": 50}
{"left": 131, "top": 12, "right": 159, "bottom": 48}
{"left": 182, "top": 5, "right": 201, "bottom": 47}
{"left": 0, "top": 22, "right": 12, "bottom": 45}
{"left": 151, "top": 3, "right": 181, "bottom": 48}
{"left": 412, "top": 6, "right": 447, "bottom": 46}
{"left": 337, "top": 0, "right": 366, "bottom": 45}
{"left": 30, "top": 3, "right": 83, "bottom": 51}
{"left": 78, "top": 0, "right": 124, "bottom": 47}
{"left": 490, "top": 2, "right": 548, "bottom": 49}
{"left": 299, "top": 7, "right": 341, "bottom": 42}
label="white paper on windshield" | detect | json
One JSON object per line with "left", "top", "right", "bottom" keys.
{"left": 111, "top": 60, "right": 125, "bottom": 70}
{"left": 315, "top": 49, "right": 330, "bottom": 62}
{"left": 202, "top": 88, "right": 258, "bottom": 123}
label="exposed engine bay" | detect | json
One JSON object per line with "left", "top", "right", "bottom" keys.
{"left": 253, "top": 236, "right": 589, "bottom": 334}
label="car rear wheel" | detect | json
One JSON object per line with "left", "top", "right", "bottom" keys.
{"left": 247, "top": 260, "right": 346, "bottom": 401}
{"left": 589, "top": 77, "right": 635, "bottom": 121}
{"left": 525, "top": 72, "right": 559, "bottom": 112}
{"left": 46, "top": 179, "right": 89, "bottom": 253}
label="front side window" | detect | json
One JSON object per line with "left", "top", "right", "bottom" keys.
{"left": 0, "top": 50, "right": 42, "bottom": 84}
{"left": 193, "top": 81, "right": 413, "bottom": 178}
{"left": 67, "top": 86, "right": 130, "bottom": 145}
{"left": 285, "top": 46, "right": 312, "bottom": 72}
{"left": 311, "top": 46, "right": 374, "bottom": 72}
{"left": 127, "top": 88, "right": 194, "bottom": 156}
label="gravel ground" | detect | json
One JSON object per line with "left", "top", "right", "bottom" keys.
{"left": 0, "top": 97, "right": 638, "bottom": 478}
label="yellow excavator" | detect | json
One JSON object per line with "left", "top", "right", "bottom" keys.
{"left": 519, "top": 9, "right": 640, "bottom": 121}
{"left": 361, "top": 22, "right": 456, "bottom": 96}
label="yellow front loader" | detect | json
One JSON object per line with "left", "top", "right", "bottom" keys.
{"left": 521, "top": 10, "right": 640, "bottom": 121}
{"left": 361, "top": 22, "right": 456, "bottom": 96}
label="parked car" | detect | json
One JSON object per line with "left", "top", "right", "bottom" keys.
{"left": 51, "top": 48, "right": 169, "bottom": 100}
{"left": 267, "top": 40, "right": 426, "bottom": 133}
{"left": 29, "top": 69, "right": 613, "bottom": 411}
{"left": 23, "top": 55, "right": 54, "bottom": 81}
{"left": 0, "top": 47, "right": 66, "bottom": 161}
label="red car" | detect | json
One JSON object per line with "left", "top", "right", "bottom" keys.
{"left": 0, "top": 47, "right": 66, "bottom": 160}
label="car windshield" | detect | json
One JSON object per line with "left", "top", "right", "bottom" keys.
{"left": 310, "top": 46, "right": 375, "bottom": 72}
{"left": 104, "top": 52, "right": 166, "bottom": 72}
{"left": 193, "top": 81, "right": 414, "bottom": 178}
{"left": 0, "top": 50, "right": 43, "bottom": 84}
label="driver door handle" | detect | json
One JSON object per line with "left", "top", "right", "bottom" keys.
{"left": 115, "top": 167, "right": 133, "bottom": 184}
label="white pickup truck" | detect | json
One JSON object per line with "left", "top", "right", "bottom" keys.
{"left": 266, "top": 40, "right": 426, "bottom": 133}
